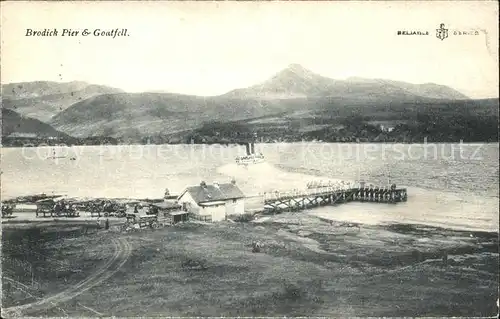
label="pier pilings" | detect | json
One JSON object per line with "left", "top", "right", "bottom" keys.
{"left": 263, "top": 187, "right": 407, "bottom": 214}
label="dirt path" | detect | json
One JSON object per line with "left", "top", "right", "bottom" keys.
{"left": 2, "top": 237, "right": 132, "bottom": 317}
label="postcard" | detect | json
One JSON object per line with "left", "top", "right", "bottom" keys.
{"left": 1, "top": 1, "right": 498, "bottom": 317}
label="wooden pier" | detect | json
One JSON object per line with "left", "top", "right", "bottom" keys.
{"left": 263, "top": 185, "right": 407, "bottom": 214}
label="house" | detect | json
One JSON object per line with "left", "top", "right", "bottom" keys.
{"left": 177, "top": 180, "right": 245, "bottom": 222}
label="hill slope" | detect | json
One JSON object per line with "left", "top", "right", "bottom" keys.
{"left": 2, "top": 81, "right": 123, "bottom": 122}
{"left": 184, "top": 97, "right": 498, "bottom": 143}
{"left": 49, "top": 93, "right": 286, "bottom": 138}
{"left": 1, "top": 108, "right": 70, "bottom": 138}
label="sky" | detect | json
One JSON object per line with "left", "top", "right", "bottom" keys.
{"left": 1, "top": 1, "right": 498, "bottom": 98}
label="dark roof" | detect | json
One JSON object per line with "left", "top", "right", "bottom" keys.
{"left": 179, "top": 183, "right": 245, "bottom": 204}
{"left": 151, "top": 201, "right": 182, "bottom": 209}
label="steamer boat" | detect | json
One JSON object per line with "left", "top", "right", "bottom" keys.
{"left": 236, "top": 142, "right": 265, "bottom": 165}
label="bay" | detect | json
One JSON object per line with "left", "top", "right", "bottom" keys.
{"left": 1, "top": 143, "right": 498, "bottom": 232}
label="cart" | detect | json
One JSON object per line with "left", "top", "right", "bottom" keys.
{"left": 36, "top": 199, "right": 56, "bottom": 217}
{"left": 36, "top": 198, "right": 80, "bottom": 218}
{"left": 2, "top": 204, "right": 15, "bottom": 218}
{"left": 88, "top": 200, "right": 126, "bottom": 218}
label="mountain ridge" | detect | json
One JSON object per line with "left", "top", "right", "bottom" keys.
{"left": 2, "top": 81, "right": 123, "bottom": 122}
{"left": 2, "top": 65, "right": 486, "bottom": 141}
{"left": 47, "top": 65, "right": 481, "bottom": 138}
{"left": 224, "top": 64, "right": 470, "bottom": 100}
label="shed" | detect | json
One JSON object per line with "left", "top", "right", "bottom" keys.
{"left": 150, "top": 201, "right": 187, "bottom": 224}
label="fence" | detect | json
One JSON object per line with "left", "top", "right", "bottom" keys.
{"left": 189, "top": 213, "right": 212, "bottom": 223}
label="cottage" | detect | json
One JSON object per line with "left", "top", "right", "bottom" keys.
{"left": 177, "top": 180, "right": 245, "bottom": 222}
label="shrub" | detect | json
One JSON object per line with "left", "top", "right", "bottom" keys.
{"left": 181, "top": 258, "right": 208, "bottom": 271}
{"left": 233, "top": 213, "right": 254, "bottom": 223}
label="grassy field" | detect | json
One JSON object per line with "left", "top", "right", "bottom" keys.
{"left": 1, "top": 214, "right": 498, "bottom": 317}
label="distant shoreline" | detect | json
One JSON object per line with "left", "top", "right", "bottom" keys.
{"left": 2, "top": 140, "right": 499, "bottom": 148}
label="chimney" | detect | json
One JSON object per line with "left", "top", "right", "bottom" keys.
{"left": 231, "top": 178, "right": 236, "bottom": 185}
{"left": 245, "top": 143, "right": 250, "bottom": 155}
{"left": 200, "top": 181, "right": 207, "bottom": 188}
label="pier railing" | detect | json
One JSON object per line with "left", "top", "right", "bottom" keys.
{"left": 263, "top": 184, "right": 361, "bottom": 202}
{"left": 262, "top": 181, "right": 379, "bottom": 201}
{"left": 262, "top": 184, "right": 407, "bottom": 214}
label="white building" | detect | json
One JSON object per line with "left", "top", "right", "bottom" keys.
{"left": 177, "top": 180, "right": 245, "bottom": 222}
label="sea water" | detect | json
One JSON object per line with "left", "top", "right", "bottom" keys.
{"left": 1, "top": 143, "right": 498, "bottom": 231}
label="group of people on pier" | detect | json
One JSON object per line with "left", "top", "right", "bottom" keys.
{"left": 263, "top": 180, "right": 404, "bottom": 203}
{"left": 306, "top": 180, "right": 356, "bottom": 190}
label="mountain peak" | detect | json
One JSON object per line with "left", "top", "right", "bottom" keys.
{"left": 286, "top": 63, "right": 309, "bottom": 71}
{"left": 268, "top": 64, "right": 322, "bottom": 84}
{"left": 221, "top": 64, "right": 334, "bottom": 98}
{"left": 224, "top": 64, "right": 469, "bottom": 99}
{"left": 281, "top": 64, "right": 315, "bottom": 77}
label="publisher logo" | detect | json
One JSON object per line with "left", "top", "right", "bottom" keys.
{"left": 436, "top": 23, "right": 449, "bottom": 41}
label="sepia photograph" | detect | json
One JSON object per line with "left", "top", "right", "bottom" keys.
{"left": 1, "top": 1, "right": 499, "bottom": 317}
